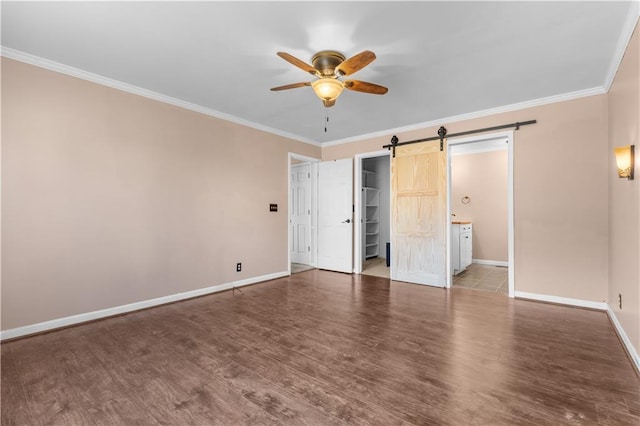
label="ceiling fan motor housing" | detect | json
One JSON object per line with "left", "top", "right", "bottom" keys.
{"left": 312, "top": 51, "right": 345, "bottom": 76}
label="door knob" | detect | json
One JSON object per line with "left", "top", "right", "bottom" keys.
{"left": 342, "top": 219, "right": 351, "bottom": 223}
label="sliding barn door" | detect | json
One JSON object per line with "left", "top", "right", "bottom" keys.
{"left": 391, "top": 140, "right": 447, "bottom": 287}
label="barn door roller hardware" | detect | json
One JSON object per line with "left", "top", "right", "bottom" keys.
{"left": 384, "top": 120, "right": 537, "bottom": 157}
{"left": 437, "top": 126, "right": 447, "bottom": 151}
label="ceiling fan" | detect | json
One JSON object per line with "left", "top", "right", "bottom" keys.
{"left": 271, "top": 50, "right": 388, "bottom": 107}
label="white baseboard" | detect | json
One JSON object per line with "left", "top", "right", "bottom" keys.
{"left": 514, "top": 292, "right": 639, "bottom": 373}
{"left": 0, "top": 271, "right": 289, "bottom": 341}
{"left": 606, "top": 304, "right": 640, "bottom": 373}
{"left": 472, "top": 259, "right": 508, "bottom": 267}
{"left": 514, "top": 291, "right": 608, "bottom": 311}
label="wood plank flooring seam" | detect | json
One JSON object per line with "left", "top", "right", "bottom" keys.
{"left": 3, "top": 270, "right": 638, "bottom": 425}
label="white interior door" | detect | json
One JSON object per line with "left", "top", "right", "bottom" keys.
{"left": 391, "top": 140, "right": 447, "bottom": 286}
{"left": 317, "top": 159, "right": 353, "bottom": 273}
{"left": 290, "top": 163, "right": 311, "bottom": 264}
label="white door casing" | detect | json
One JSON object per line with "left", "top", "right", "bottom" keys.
{"left": 290, "top": 163, "right": 311, "bottom": 264}
{"left": 391, "top": 140, "right": 447, "bottom": 287}
{"left": 317, "top": 159, "right": 353, "bottom": 273}
{"left": 354, "top": 150, "right": 390, "bottom": 274}
{"left": 446, "top": 131, "right": 514, "bottom": 296}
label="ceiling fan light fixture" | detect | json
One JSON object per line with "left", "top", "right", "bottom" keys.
{"left": 311, "top": 78, "right": 344, "bottom": 102}
{"left": 273, "top": 50, "right": 387, "bottom": 109}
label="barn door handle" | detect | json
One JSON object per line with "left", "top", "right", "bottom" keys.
{"left": 342, "top": 219, "right": 351, "bottom": 224}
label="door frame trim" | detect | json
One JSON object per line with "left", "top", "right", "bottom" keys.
{"left": 446, "top": 130, "right": 515, "bottom": 297}
{"left": 290, "top": 162, "right": 312, "bottom": 266}
{"left": 288, "top": 153, "right": 320, "bottom": 275}
{"left": 354, "top": 150, "right": 390, "bottom": 274}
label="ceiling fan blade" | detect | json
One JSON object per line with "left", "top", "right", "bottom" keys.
{"left": 323, "top": 99, "right": 336, "bottom": 108}
{"left": 335, "top": 50, "right": 376, "bottom": 76}
{"left": 344, "top": 80, "right": 388, "bottom": 95}
{"left": 277, "top": 52, "right": 319, "bottom": 76}
{"left": 270, "top": 82, "right": 311, "bottom": 91}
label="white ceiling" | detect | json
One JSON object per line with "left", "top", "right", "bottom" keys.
{"left": 2, "top": 1, "right": 637, "bottom": 145}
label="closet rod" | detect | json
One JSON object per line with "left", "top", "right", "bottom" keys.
{"left": 383, "top": 120, "right": 537, "bottom": 156}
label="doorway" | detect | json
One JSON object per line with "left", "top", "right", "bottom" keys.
{"left": 288, "top": 154, "right": 354, "bottom": 275}
{"left": 355, "top": 151, "right": 390, "bottom": 278}
{"left": 288, "top": 153, "right": 319, "bottom": 275}
{"left": 447, "top": 131, "right": 514, "bottom": 297}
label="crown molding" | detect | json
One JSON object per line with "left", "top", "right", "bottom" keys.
{"left": 321, "top": 86, "right": 607, "bottom": 148}
{"left": 603, "top": 2, "right": 640, "bottom": 91}
{"left": 1, "top": 47, "right": 322, "bottom": 147}
{"left": 1, "top": 45, "right": 615, "bottom": 150}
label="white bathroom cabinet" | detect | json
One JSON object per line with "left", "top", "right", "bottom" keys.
{"left": 452, "top": 222, "right": 472, "bottom": 275}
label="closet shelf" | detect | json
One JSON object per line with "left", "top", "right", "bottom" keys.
{"left": 362, "top": 164, "right": 381, "bottom": 262}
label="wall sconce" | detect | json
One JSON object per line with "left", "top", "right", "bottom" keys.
{"left": 614, "top": 145, "right": 634, "bottom": 180}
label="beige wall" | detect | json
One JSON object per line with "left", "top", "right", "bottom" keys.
{"left": 452, "top": 150, "right": 508, "bottom": 262}
{"left": 608, "top": 23, "right": 639, "bottom": 354}
{"left": 4, "top": 32, "right": 635, "bottom": 347}
{"left": 323, "top": 94, "right": 610, "bottom": 303}
{"left": 1, "top": 58, "right": 320, "bottom": 330}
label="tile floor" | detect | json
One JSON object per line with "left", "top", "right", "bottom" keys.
{"left": 362, "top": 257, "right": 390, "bottom": 278}
{"left": 453, "top": 263, "right": 508, "bottom": 294}
{"left": 363, "top": 259, "right": 509, "bottom": 295}
{"left": 322, "top": 257, "right": 508, "bottom": 295}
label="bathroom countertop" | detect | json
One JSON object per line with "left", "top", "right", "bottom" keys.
{"left": 452, "top": 221, "right": 472, "bottom": 224}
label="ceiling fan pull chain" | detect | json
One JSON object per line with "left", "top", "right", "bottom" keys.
{"left": 324, "top": 111, "right": 329, "bottom": 133}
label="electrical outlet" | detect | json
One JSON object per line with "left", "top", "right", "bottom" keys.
{"left": 619, "top": 293, "right": 622, "bottom": 309}
{"left": 236, "top": 262, "right": 242, "bottom": 272}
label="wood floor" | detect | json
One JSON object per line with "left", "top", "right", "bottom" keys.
{"left": 2, "top": 270, "right": 639, "bottom": 425}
